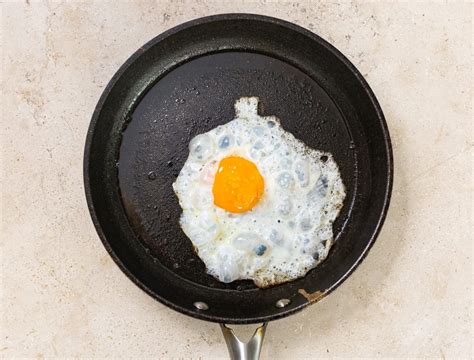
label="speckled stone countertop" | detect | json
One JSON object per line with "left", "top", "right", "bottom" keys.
{"left": 2, "top": 1, "right": 472, "bottom": 359}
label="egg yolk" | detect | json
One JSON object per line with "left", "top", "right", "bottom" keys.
{"left": 212, "top": 156, "right": 264, "bottom": 213}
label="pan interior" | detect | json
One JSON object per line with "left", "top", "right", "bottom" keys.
{"left": 118, "top": 51, "right": 355, "bottom": 291}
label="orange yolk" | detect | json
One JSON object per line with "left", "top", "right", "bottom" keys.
{"left": 212, "top": 156, "right": 264, "bottom": 213}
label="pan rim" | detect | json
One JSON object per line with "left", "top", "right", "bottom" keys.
{"left": 83, "top": 13, "right": 393, "bottom": 324}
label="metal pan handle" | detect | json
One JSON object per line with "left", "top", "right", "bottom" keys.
{"left": 220, "top": 323, "right": 267, "bottom": 360}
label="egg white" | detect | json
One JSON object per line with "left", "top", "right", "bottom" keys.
{"left": 173, "top": 97, "right": 346, "bottom": 287}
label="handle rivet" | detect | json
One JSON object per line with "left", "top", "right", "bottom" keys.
{"left": 275, "top": 298, "right": 291, "bottom": 308}
{"left": 194, "top": 301, "right": 209, "bottom": 310}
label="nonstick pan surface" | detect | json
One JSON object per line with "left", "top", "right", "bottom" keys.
{"left": 84, "top": 14, "right": 393, "bottom": 324}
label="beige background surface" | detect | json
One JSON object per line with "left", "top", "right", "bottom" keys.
{"left": 1, "top": 1, "right": 472, "bottom": 359}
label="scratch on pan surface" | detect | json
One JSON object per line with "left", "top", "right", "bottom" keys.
{"left": 298, "top": 289, "right": 326, "bottom": 303}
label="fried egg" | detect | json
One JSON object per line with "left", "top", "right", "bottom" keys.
{"left": 173, "top": 97, "right": 346, "bottom": 287}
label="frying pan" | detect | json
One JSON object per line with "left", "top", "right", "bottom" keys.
{"left": 84, "top": 14, "right": 393, "bottom": 359}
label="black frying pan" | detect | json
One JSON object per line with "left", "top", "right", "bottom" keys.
{"left": 84, "top": 14, "right": 393, "bottom": 359}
